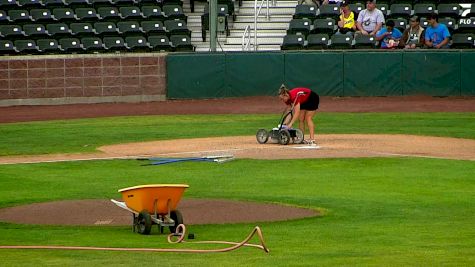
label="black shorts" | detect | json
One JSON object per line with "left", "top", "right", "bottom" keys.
{"left": 301, "top": 91, "right": 320, "bottom": 111}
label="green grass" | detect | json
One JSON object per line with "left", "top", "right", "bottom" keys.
{"left": 0, "top": 158, "right": 474, "bottom": 266}
{"left": 0, "top": 112, "right": 474, "bottom": 156}
{"left": 0, "top": 112, "right": 474, "bottom": 266}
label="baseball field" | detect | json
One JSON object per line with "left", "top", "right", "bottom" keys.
{"left": 0, "top": 96, "right": 474, "bottom": 266}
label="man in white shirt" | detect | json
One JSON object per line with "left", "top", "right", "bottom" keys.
{"left": 356, "top": 0, "right": 385, "bottom": 35}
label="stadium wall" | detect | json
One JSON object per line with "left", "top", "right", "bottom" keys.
{"left": 0, "top": 53, "right": 166, "bottom": 107}
{"left": 167, "top": 50, "right": 475, "bottom": 98}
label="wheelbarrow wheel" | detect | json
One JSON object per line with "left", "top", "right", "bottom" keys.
{"left": 169, "top": 210, "right": 183, "bottom": 234}
{"left": 293, "top": 129, "right": 304, "bottom": 144}
{"left": 137, "top": 210, "right": 152, "bottom": 235}
{"left": 278, "top": 129, "right": 291, "bottom": 145}
{"left": 256, "top": 129, "right": 269, "bottom": 144}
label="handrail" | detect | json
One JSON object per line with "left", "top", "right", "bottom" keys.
{"left": 242, "top": 0, "right": 274, "bottom": 51}
{"left": 242, "top": 25, "right": 252, "bottom": 50}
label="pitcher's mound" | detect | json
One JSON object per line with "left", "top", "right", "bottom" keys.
{"left": 0, "top": 199, "right": 318, "bottom": 226}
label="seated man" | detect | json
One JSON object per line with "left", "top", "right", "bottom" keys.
{"left": 399, "top": 16, "right": 425, "bottom": 49}
{"left": 424, "top": 12, "right": 450, "bottom": 49}
{"left": 337, "top": 1, "right": 356, "bottom": 34}
{"left": 376, "top": 20, "right": 402, "bottom": 49}
{"left": 356, "top": 0, "right": 385, "bottom": 36}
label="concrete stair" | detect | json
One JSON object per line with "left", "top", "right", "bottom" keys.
{"left": 181, "top": 0, "right": 297, "bottom": 51}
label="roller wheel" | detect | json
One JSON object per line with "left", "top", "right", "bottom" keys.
{"left": 256, "top": 129, "right": 269, "bottom": 144}
{"left": 293, "top": 129, "right": 304, "bottom": 144}
{"left": 169, "top": 210, "right": 184, "bottom": 233}
{"left": 137, "top": 210, "right": 152, "bottom": 235}
{"left": 278, "top": 129, "right": 291, "bottom": 145}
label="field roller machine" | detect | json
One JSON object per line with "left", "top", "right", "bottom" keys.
{"left": 111, "top": 184, "right": 188, "bottom": 235}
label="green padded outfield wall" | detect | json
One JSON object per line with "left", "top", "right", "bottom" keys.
{"left": 284, "top": 52, "right": 343, "bottom": 96}
{"left": 344, "top": 52, "right": 402, "bottom": 96}
{"left": 402, "top": 51, "right": 461, "bottom": 96}
{"left": 167, "top": 51, "right": 473, "bottom": 98}
{"left": 461, "top": 51, "right": 475, "bottom": 96}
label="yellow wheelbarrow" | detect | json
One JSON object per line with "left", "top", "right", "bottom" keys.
{"left": 111, "top": 184, "right": 189, "bottom": 235}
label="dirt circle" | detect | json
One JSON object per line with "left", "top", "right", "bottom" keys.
{"left": 0, "top": 199, "right": 318, "bottom": 226}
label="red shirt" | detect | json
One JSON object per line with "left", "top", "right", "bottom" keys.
{"left": 286, "top": 87, "right": 312, "bottom": 105}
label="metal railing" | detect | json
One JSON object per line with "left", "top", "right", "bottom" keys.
{"left": 242, "top": 0, "right": 275, "bottom": 51}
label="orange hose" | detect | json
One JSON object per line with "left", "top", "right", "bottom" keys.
{"left": 0, "top": 224, "right": 269, "bottom": 253}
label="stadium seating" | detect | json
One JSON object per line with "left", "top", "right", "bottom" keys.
{"left": 0, "top": 40, "right": 16, "bottom": 54}
{"left": 306, "top": 33, "right": 329, "bottom": 49}
{"left": 281, "top": 34, "right": 305, "bottom": 50}
{"left": 170, "top": 34, "right": 193, "bottom": 51}
{"left": 287, "top": 18, "right": 312, "bottom": 37}
{"left": 148, "top": 35, "right": 172, "bottom": 51}
{"left": 311, "top": 18, "right": 335, "bottom": 35}
{"left": 451, "top": 33, "right": 475, "bottom": 48}
{"left": 37, "top": 38, "right": 60, "bottom": 52}
{"left": 330, "top": 34, "right": 353, "bottom": 49}
{"left": 293, "top": 4, "right": 317, "bottom": 21}
{"left": 354, "top": 34, "right": 377, "bottom": 49}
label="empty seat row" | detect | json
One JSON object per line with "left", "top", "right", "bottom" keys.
{"left": 0, "top": 20, "right": 190, "bottom": 38}
{"left": 0, "top": 35, "right": 193, "bottom": 54}
{"left": 281, "top": 33, "right": 475, "bottom": 50}
{"left": 0, "top": 0, "right": 180, "bottom": 9}
{"left": 0, "top": 5, "right": 186, "bottom": 24}
{"left": 294, "top": 3, "right": 475, "bottom": 21}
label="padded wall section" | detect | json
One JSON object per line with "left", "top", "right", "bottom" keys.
{"left": 402, "top": 51, "right": 461, "bottom": 96}
{"left": 225, "top": 52, "right": 284, "bottom": 97}
{"left": 461, "top": 51, "right": 475, "bottom": 96}
{"left": 344, "top": 52, "right": 402, "bottom": 96}
{"left": 284, "top": 52, "right": 343, "bottom": 96}
{"left": 167, "top": 53, "right": 225, "bottom": 99}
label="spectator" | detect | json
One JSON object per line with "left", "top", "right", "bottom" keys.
{"left": 356, "top": 0, "right": 384, "bottom": 36}
{"left": 400, "top": 16, "right": 425, "bottom": 49}
{"left": 337, "top": 1, "right": 356, "bottom": 34}
{"left": 424, "top": 12, "right": 450, "bottom": 49}
{"left": 322, "top": 0, "right": 343, "bottom": 4}
{"left": 376, "top": 20, "right": 402, "bottom": 49}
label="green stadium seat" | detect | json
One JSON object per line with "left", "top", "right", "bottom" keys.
{"left": 348, "top": 3, "right": 364, "bottom": 18}
{"left": 378, "top": 4, "right": 389, "bottom": 17}
{"left": 0, "top": 24, "right": 24, "bottom": 38}
{"left": 311, "top": 18, "right": 335, "bottom": 35}
{"left": 317, "top": 4, "right": 339, "bottom": 20}
{"left": 437, "top": 4, "right": 460, "bottom": 20}
{"left": 287, "top": 18, "right": 311, "bottom": 37}
{"left": 119, "top": 6, "right": 143, "bottom": 20}
{"left": 52, "top": 8, "right": 76, "bottom": 22}
{"left": 148, "top": 35, "right": 171, "bottom": 51}
{"left": 170, "top": 34, "right": 193, "bottom": 51}
{"left": 162, "top": 4, "right": 186, "bottom": 20}
{"left": 8, "top": 9, "right": 31, "bottom": 23}
{"left": 17, "top": 0, "right": 42, "bottom": 8}
{"left": 164, "top": 19, "right": 190, "bottom": 36}
{"left": 14, "top": 39, "right": 38, "bottom": 53}
{"left": 330, "top": 34, "right": 353, "bottom": 49}
{"left": 81, "top": 36, "right": 104, "bottom": 51}
{"left": 37, "top": 38, "right": 60, "bottom": 52}
{"left": 306, "top": 33, "right": 329, "bottom": 49}
{"left": 388, "top": 3, "right": 412, "bottom": 19}
{"left": 59, "top": 37, "right": 83, "bottom": 52}
{"left": 63, "top": 0, "right": 89, "bottom": 7}
{"left": 30, "top": 9, "right": 54, "bottom": 22}
{"left": 97, "top": 6, "right": 120, "bottom": 21}
{"left": 413, "top": 3, "right": 436, "bottom": 18}
{"left": 23, "top": 24, "right": 48, "bottom": 38}
{"left": 141, "top": 5, "right": 165, "bottom": 21}
{"left": 75, "top": 7, "right": 100, "bottom": 21}
{"left": 117, "top": 21, "right": 142, "bottom": 34}
{"left": 141, "top": 20, "right": 166, "bottom": 35}
{"left": 42, "top": 0, "right": 63, "bottom": 8}
{"left": 103, "top": 36, "right": 126, "bottom": 51}
{"left": 0, "top": 0, "right": 19, "bottom": 10}
{"left": 110, "top": 0, "right": 136, "bottom": 6}
{"left": 354, "top": 34, "right": 376, "bottom": 49}
{"left": 293, "top": 4, "right": 317, "bottom": 21}
{"left": 94, "top": 21, "right": 117, "bottom": 35}
{"left": 125, "top": 36, "right": 149, "bottom": 51}
{"left": 0, "top": 10, "right": 8, "bottom": 23}
{"left": 451, "top": 33, "right": 475, "bottom": 49}
{"left": 0, "top": 40, "right": 16, "bottom": 54}
{"left": 281, "top": 34, "right": 305, "bottom": 50}
{"left": 46, "top": 23, "right": 71, "bottom": 37}
{"left": 70, "top": 22, "right": 95, "bottom": 36}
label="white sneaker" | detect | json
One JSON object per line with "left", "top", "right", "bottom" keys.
{"left": 304, "top": 139, "right": 316, "bottom": 146}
